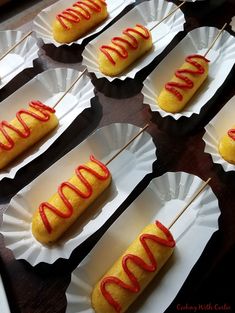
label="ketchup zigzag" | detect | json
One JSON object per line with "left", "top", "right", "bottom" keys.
{"left": 100, "top": 24, "right": 150, "bottom": 65}
{"left": 39, "top": 155, "right": 110, "bottom": 233}
{"left": 56, "top": 0, "right": 107, "bottom": 30}
{"left": 165, "top": 54, "right": 210, "bottom": 101}
{"left": 228, "top": 129, "right": 235, "bottom": 141}
{"left": 100, "top": 221, "right": 175, "bottom": 313}
{"left": 0, "top": 101, "right": 55, "bottom": 151}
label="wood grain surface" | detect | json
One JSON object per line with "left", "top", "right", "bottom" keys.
{"left": 0, "top": 0, "right": 235, "bottom": 312}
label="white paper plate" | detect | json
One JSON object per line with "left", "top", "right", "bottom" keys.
{"left": 1, "top": 123, "right": 156, "bottom": 265}
{"left": 66, "top": 172, "right": 219, "bottom": 313}
{"left": 0, "top": 30, "right": 38, "bottom": 89}
{"left": 33, "top": 0, "right": 134, "bottom": 47}
{"left": 0, "top": 67, "right": 94, "bottom": 180}
{"left": 82, "top": 0, "right": 185, "bottom": 81}
{"left": 142, "top": 26, "right": 235, "bottom": 119}
{"left": 203, "top": 96, "right": 235, "bottom": 172}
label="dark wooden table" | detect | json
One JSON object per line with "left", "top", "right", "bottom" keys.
{"left": 0, "top": 0, "right": 235, "bottom": 312}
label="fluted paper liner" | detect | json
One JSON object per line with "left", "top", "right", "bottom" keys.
{"left": 0, "top": 68, "right": 94, "bottom": 180}
{"left": 203, "top": 95, "right": 235, "bottom": 172}
{"left": 142, "top": 26, "right": 235, "bottom": 119}
{"left": 66, "top": 172, "right": 220, "bottom": 313}
{"left": 0, "top": 276, "right": 10, "bottom": 313}
{"left": 230, "top": 16, "right": 235, "bottom": 32}
{"left": 0, "top": 30, "right": 38, "bottom": 89}
{"left": 33, "top": 0, "right": 134, "bottom": 47}
{"left": 82, "top": 0, "right": 185, "bottom": 80}
{"left": 1, "top": 123, "right": 156, "bottom": 265}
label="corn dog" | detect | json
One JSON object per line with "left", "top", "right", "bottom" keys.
{"left": 98, "top": 24, "right": 153, "bottom": 76}
{"left": 218, "top": 127, "right": 235, "bottom": 164}
{"left": 0, "top": 100, "right": 58, "bottom": 170}
{"left": 52, "top": 0, "right": 108, "bottom": 44}
{"left": 91, "top": 220, "right": 175, "bottom": 313}
{"left": 158, "top": 54, "right": 210, "bottom": 113}
{"left": 32, "top": 155, "right": 111, "bottom": 244}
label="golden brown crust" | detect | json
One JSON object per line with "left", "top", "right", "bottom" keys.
{"left": 32, "top": 157, "right": 111, "bottom": 244}
{"left": 91, "top": 221, "right": 175, "bottom": 313}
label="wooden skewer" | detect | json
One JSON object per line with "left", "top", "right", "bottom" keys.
{"left": 105, "top": 124, "right": 149, "bottom": 166}
{"left": 204, "top": 23, "right": 227, "bottom": 58}
{"left": 53, "top": 68, "right": 87, "bottom": 109}
{"left": 0, "top": 31, "right": 33, "bottom": 62}
{"left": 168, "top": 177, "right": 211, "bottom": 229}
{"left": 150, "top": 1, "right": 186, "bottom": 32}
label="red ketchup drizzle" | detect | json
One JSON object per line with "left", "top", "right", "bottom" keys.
{"left": 0, "top": 101, "right": 55, "bottom": 151}
{"left": 56, "top": 0, "right": 107, "bottom": 30}
{"left": 100, "top": 221, "right": 175, "bottom": 313}
{"left": 100, "top": 24, "right": 150, "bottom": 65}
{"left": 165, "top": 54, "right": 210, "bottom": 101}
{"left": 39, "top": 155, "right": 110, "bottom": 233}
{"left": 228, "top": 129, "right": 235, "bottom": 141}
